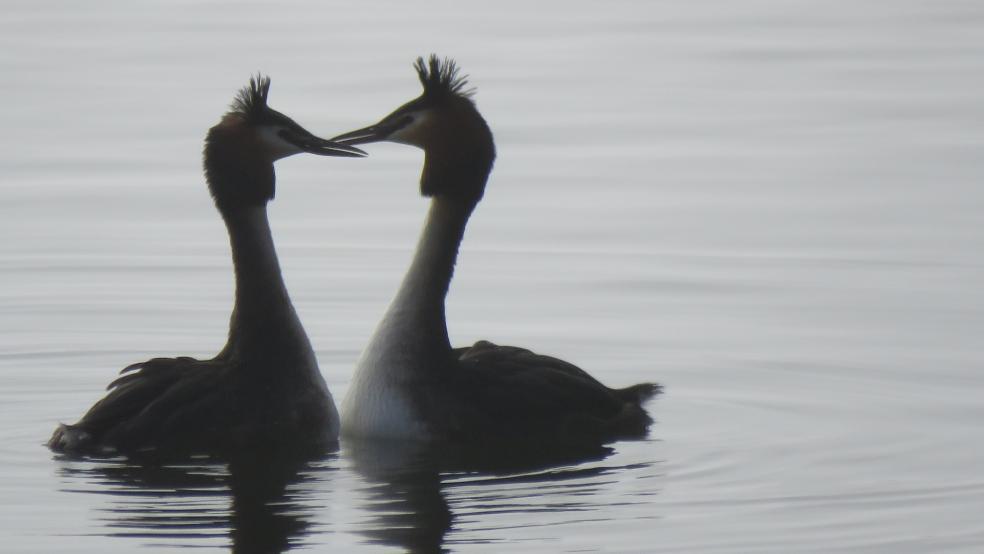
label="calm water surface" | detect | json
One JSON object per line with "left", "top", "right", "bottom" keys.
{"left": 2, "top": 1, "right": 983, "bottom": 552}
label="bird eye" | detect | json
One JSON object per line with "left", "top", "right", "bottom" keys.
{"left": 393, "top": 115, "right": 415, "bottom": 131}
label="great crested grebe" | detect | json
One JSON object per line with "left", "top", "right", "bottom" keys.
{"left": 332, "top": 56, "right": 660, "bottom": 445}
{"left": 48, "top": 76, "right": 365, "bottom": 457}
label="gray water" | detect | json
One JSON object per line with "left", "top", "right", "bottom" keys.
{"left": 3, "top": 0, "right": 983, "bottom": 552}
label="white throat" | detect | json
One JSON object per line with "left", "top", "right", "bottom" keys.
{"left": 257, "top": 126, "right": 303, "bottom": 160}
{"left": 342, "top": 199, "right": 468, "bottom": 439}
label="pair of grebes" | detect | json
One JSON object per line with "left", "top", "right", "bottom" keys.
{"left": 49, "top": 56, "right": 659, "bottom": 458}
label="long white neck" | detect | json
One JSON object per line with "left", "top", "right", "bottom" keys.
{"left": 364, "top": 197, "right": 474, "bottom": 371}
{"left": 343, "top": 197, "right": 473, "bottom": 438}
{"left": 221, "top": 206, "right": 314, "bottom": 362}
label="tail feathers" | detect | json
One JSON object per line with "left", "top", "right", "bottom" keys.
{"left": 47, "top": 423, "right": 93, "bottom": 454}
{"left": 617, "top": 382, "right": 662, "bottom": 404}
{"left": 601, "top": 382, "right": 661, "bottom": 440}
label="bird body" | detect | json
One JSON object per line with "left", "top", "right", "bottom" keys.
{"left": 334, "top": 56, "right": 659, "bottom": 446}
{"left": 49, "top": 77, "right": 364, "bottom": 458}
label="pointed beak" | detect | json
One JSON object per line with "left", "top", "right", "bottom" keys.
{"left": 330, "top": 116, "right": 411, "bottom": 146}
{"left": 280, "top": 128, "right": 367, "bottom": 157}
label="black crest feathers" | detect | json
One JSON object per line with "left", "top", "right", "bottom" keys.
{"left": 231, "top": 74, "right": 271, "bottom": 120}
{"left": 414, "top": 55, "right": 474, "bottom": 99}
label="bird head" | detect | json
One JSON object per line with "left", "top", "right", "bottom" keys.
{"left": 331, "top": 56, "right": 496, "bottom": 203}
{"left": 204, "top": 75, "right": 365, "bottom": 210}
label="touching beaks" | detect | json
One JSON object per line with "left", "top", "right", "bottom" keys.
{"left": 330, "top": 114, "right": 415, "bottom": 146}
{"left": 279, "top": 127, "right": 367, "bottom": 157}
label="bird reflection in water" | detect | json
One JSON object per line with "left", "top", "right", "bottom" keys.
{"left": 345, "top": 439, "right": 451, "bottom": 552}
{"left": 54, "top": 441, "right": 651, "bottom": 553}
{"left": 345, "top": 438, "right": 620, "bottom": 553}
{"left": 54, "top": 447, "right": 334, "bottom": 553}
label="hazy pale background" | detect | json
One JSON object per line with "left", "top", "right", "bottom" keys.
{"left": 2, "top": 0, "right": 983, "bottom": 552}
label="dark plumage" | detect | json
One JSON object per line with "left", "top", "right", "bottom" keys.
{"left": 231, "top": 74, "right": 272, "bottom": 121}
{"left": 50, "top": 353, "right": 335, "bottom": 457}
{"left": 415, "top": 55, "right": 474, "bottom": 99}
{"left": 334, "top": 55, "right": 660, "bottom": 446}
{"left": 48, "top": 75, "right": 364, "bottom": 458}
{"left": 427, "top": 341, "right": 660, "bottom": 443}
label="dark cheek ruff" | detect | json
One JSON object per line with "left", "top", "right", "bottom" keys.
{"left": 204, "top": 126, "right": 277, "bottom": 212}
